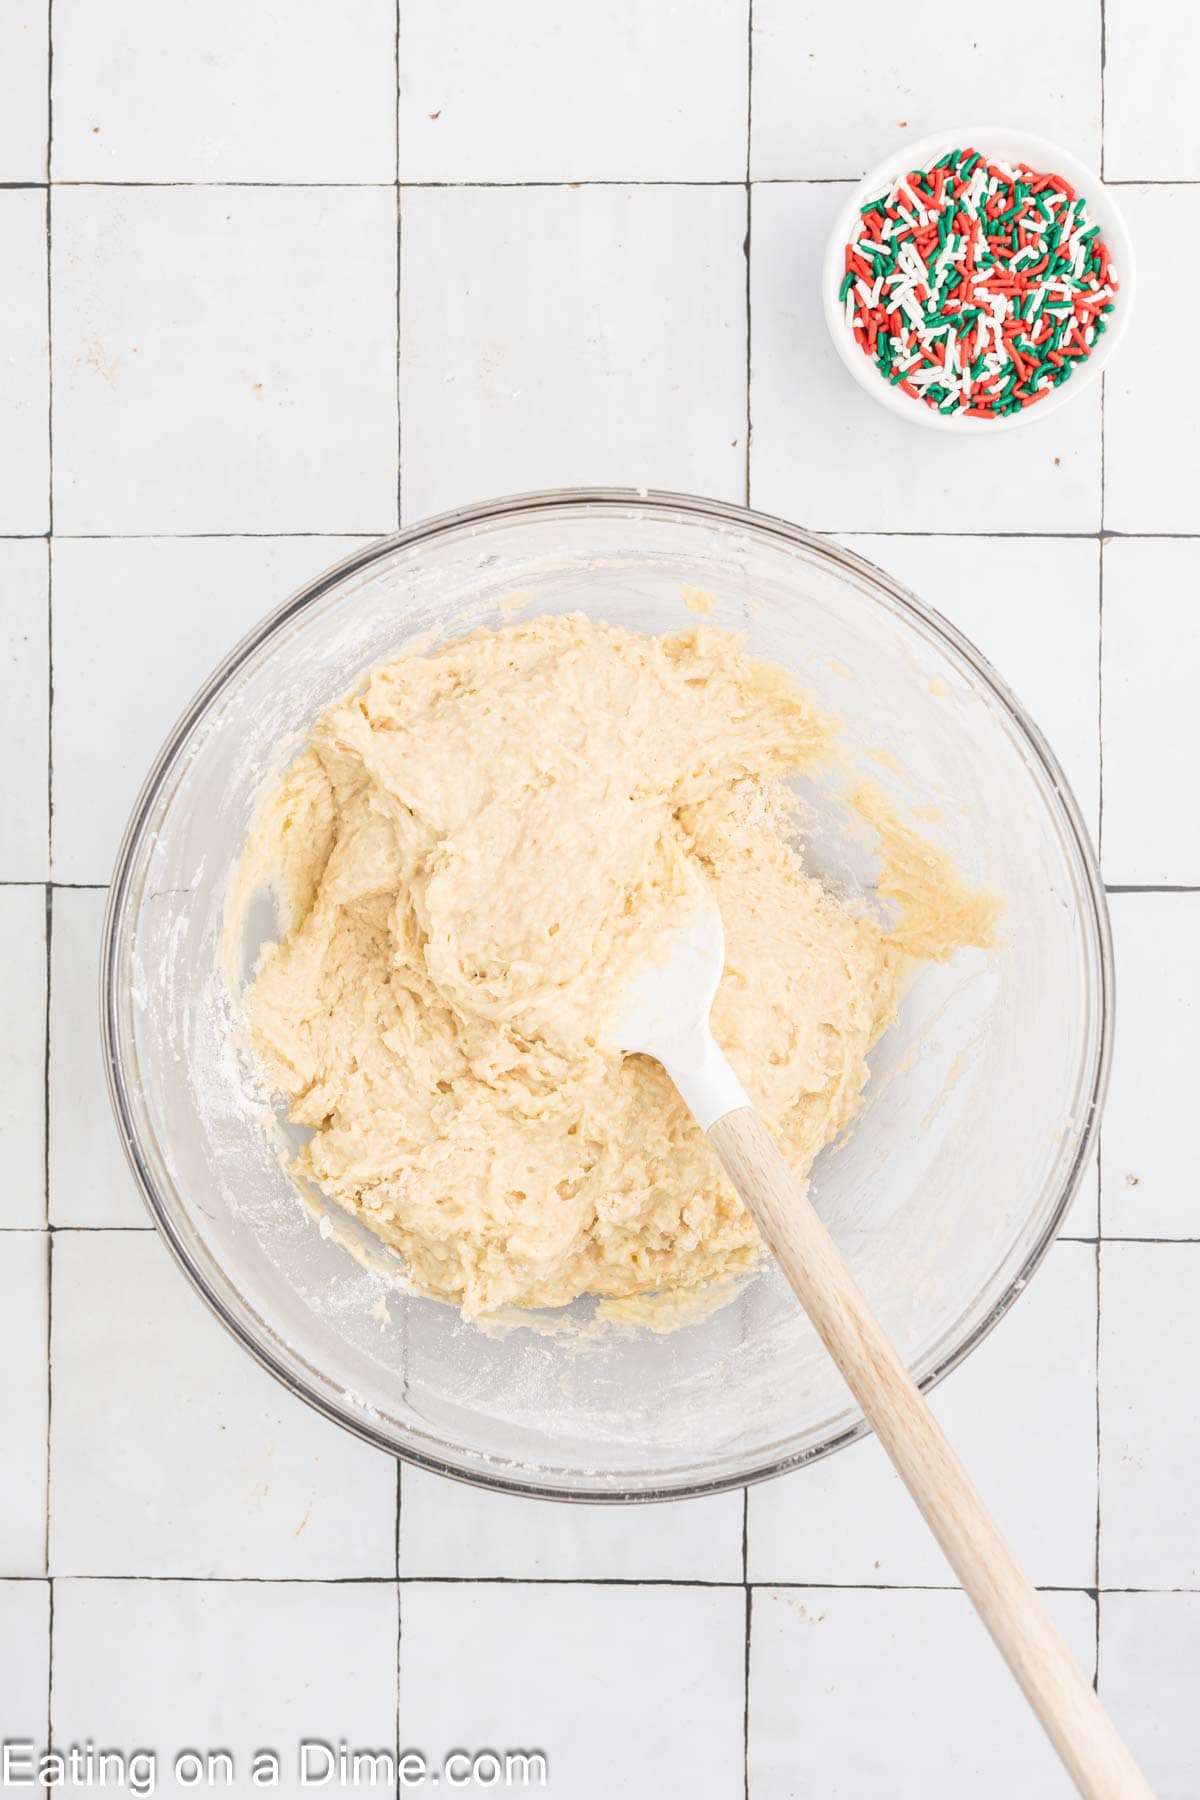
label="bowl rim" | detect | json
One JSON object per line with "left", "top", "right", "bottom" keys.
{"left": 101, "top": 485, "right": 1114, "bottom": 1503}
{"left": 821, "top": 124, "right": 1136, "bottom": 433}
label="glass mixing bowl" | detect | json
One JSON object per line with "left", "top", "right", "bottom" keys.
{"left": 102, "top": 489, "right": 1110, "bottom": 1501}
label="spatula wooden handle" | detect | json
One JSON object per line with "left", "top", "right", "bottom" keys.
{"left": 709, "top": 1105, "right": 1153, "bottom": 1800}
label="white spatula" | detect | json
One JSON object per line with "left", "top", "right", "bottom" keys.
{"left": 612, "top": 897, "right": 1152, "bottom": 1800}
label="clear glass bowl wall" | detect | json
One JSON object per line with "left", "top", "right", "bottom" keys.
{"left": 103, "top": 491, "right": 1109, "bottom": 1500}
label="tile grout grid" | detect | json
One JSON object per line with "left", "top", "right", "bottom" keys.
{"left": 4, "top": 177, "right": 1200, "bottom": 188}
{"left": 6, "top": 3, "right": 1194, "bottom": 1790}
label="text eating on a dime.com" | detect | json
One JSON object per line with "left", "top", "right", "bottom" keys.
{"left": 0, "top": 1740, "right": 550, "bottom": 1793}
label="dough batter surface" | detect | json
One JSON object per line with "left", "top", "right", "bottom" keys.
{"left": 242, "top": 614, "right": 992, "bottom": 1317}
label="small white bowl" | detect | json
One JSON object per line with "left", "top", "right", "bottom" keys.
{"left": 822, "top": 126, "right": 1136, "bottom": 433}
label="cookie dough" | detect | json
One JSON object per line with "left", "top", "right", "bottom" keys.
{"left": 241, "top": 614, "right": 993, "bottom": 1317}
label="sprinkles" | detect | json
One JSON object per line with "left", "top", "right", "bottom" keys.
{"left": 839, "top": 147, "right": 1119, "bottom": 419}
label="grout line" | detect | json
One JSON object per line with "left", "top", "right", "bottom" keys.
{"left": 46, "top": 1573, "right": 54, "bottom": 1754}
{"left": 43, "top": 177, "right": 750, "bottom": 190}
{"left": 46, "top": 178, "right": 401, "bottom": 189}
{"left": 42, "top": 885, "right": 51, "bottom": 1232}
{"left": 19, "top": 1574, "right": 1131, "bottom": 1590}
{"left": 43, "top": 1224, "right": 53, "bottom": 1574}
{"left": 43, "top": 530, "right": 391, "bottom": 541}
{"left": 742, "top": 1586, "right": 752, "bottom": 1800}
{"left": 741, "top": 1482, "right": 750, "bottom": 1792}
{"left": 45, "top": 544, "right": 54, "bottom": 886}
{"left": 401, "top": 1461, "right": 410, "bottom": 1800}
{"left": 742, "top": 0, "right": 753, "bottom": 510}
{"left": 7, "top": 1572, "right": 1193, "bottom": 1592}
{"left": 39, "top": 1225, "right": 153, "bottom": 1232}
{"left": 1086, "top": 1236, "right": 1200, "bottom": 1244}
{"left": 46, "top": 1574, "right": 402, "bottom": 1586}
{"left": 15, "top": 529, "right": 1200, "bottom": 543}
{"left": 394, "top": 0, "right": 401, "bottom": 189}
{"left": 742, "top": 1490, "right": 749, "bottom": 1583}
{"left": 395, "top": 1586, "right": 403, "bottom": 1800}
{"left": 56, "top": 1221, "right": 1200, "bottom": 1238}
{"left": 1093, "top": 1241, "right": 1102, "bottom": 1684}
{"left": 1097, "top": 458, "right": 1105, "bottom": 870}
{"left": 59, "top": 880, "right": 1200, "bottom": 897}
{"left": 45, "top": 0, "right": 53, "bottom": 536}
{"left": 44, "top": 0, "right": 55, "bottom": 901}
{"left": 401, "top": 0, "right": 410, "bottom": 536}
{"left": 1099, "top": 0, "right": 1108, "bottom": 184}
{"left": 17, "top": 175, "right": 1200, "bottom": 190}
{"left": 45, "top": 1226, "right": 54, "bottom": 1746}
{"left": 23, "top": 1222, "right": 1196, "bottom": 1239}
{"left": 12, "top": 1219, "right": 1187, "bottom": 1241}
{"left": 743, "top": 186, "right": 752, "bottom": 509}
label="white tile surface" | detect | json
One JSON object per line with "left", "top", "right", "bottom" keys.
{"left": 51, "top": 186, "right": 399, "bottom": 534}
{"left": 844, "top": 534, "right": 1101, "bottom": 838}
{"left": 1101, "top": 894, "right": 1197, "bottom": 1237}
{"left": 50, "top": 1231, "right": 396, "bottom": 1577}
{"left": 1105, "top": 186, "right": 1199, "bottom": 532}
{"left": 400, "top": 1582, "right": 744, "bottom": 1799}
{"left": 1101, "top": 1593, "right": 1200, "bottom": 1800}
{"left": 52, "top": 0, "right": 397, "bottom": 183}
{"left": 48, "top": 888, "right": 144, "bottom": 1227}
{"left": 0, "top": 0, "right": 1194, "bottom": 1784}
{"left": 400, "top": 1464, "right": 743, "bottom": 1579}
{"left": 0, "top": 540, "right": 48, "bottom": 880}
{"left": 53, "top": 1579, "right": 398, "bottom": 1798}
{"left": 51, "top": 535, "right": 369, "bottom": 884}
{"left": 0, "top": 1234, "right": 48, "bottom": 1575}
{"left": 0, "top": 2, "right": 47, "bottom": 181}
{"left": 749, "top": 1586, "right": 1095, "bottom": 1798}
{"left": 1102, "top": 538, "right": 1200, "bottom": 885}
{"left": 750, "top": 3, "right": 1100, "bottom": 180}
{"left": 1104, "top": 0, "right": 1200, "bottom": 180}
{"left": 0, "top": 1580, "right": 49, "bottom": 1737}
{"left": 1100, "top": 1242, "right": 1200, "bottom": 1588}
{"left": 748, "top": 1242, "right": 1097, "bottom": 1587}
{"left": 0, "top": 887, "right": 46, "bottom": 1228}
{"left": 399, "top": 185, "right": 747, "bottom": 520}
{"left": 0, "top": 189, "right": 49, "bottom": 535}
{"left": 749, "top": 183, "right": 1103, "bottom": 532}
{"left": 398, "top": 0, "right": 747, "bottom": 182}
